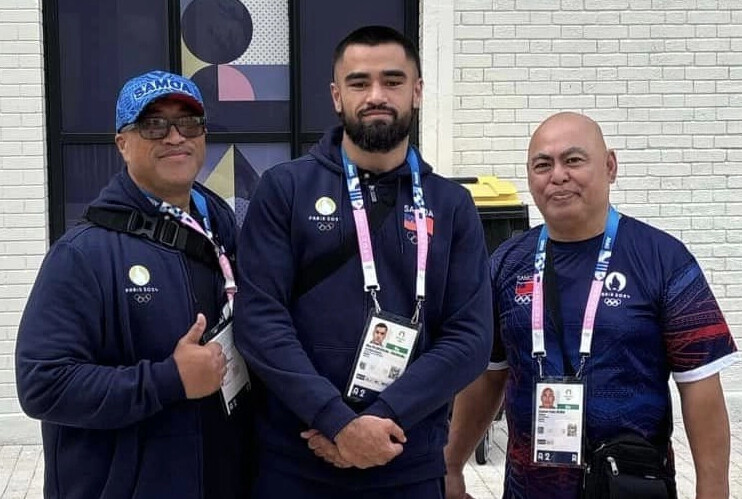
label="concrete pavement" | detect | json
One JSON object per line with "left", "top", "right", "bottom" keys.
{"left": 2, "top": 391, "right": 742, "bottom": 498}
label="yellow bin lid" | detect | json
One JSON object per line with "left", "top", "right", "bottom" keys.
{"left": 459, "top": 176, "right": 521, "bottom": 207}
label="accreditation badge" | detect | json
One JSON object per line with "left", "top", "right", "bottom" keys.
{"left": 532, "top": 378, "right": 585, "bottom": 467}
{"left": 344, "top": 310, "right": 421, "bottom": 405}
{"left": 201, "top": 317, "right": 251, "bottom": 416}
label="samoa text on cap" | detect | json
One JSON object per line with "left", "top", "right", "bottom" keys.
{"left": 115, "top": 70, "right": 205, "bottom": 132}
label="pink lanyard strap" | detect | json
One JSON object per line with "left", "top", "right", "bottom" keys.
{"left": 341, "top": 148, "right": 429, "bottom": 323}
{"left": 155, "top": 195, "right": 237, "bottom": 309}
{"left": 531, "top": 206, "right": 620, "bottom": 378}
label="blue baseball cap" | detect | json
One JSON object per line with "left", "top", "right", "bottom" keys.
{"left": 115, "top": 70, "right": 205, "bottom": 132}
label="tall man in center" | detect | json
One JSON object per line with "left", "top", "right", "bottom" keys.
{"left": 235, "top": 25, "right": 493, "bottom": 498}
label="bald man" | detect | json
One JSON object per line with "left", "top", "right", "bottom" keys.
{"left": 444, "top": 112, "right": 738, "bottom": 499}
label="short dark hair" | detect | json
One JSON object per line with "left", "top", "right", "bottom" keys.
{"left": 374, "top": 322, "right": 388, "bottom": 331}
{"left": 332, "top": 25, "right": 421, "bottom": 78}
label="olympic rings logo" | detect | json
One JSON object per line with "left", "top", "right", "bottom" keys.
{"left": 407, "top": 232, "right": 418, "bottom": 245}
{"left": 514, "top": 294, "right": 532, "bottom": 305}
{"left": 134, "top": 294, "right": 152, "bottom": 304}
{"left": 316, "top": 222, "right": 335, "bottom": 231}
{"left": 603, "top": 298, "right": 621, "bottom": 307}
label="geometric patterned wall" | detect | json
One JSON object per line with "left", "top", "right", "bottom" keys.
{"left": 182, "top": 0, "right": 290, "bottom": 225}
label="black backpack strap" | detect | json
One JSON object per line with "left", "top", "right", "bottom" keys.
{"left": 84, "top": 206, "right": 218, "bottom": 268}
{"left": 293, "top": 196, "right": 396, "bottom": 299}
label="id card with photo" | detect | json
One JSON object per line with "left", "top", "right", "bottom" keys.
{"left": 344, "top": 310, "right": 421, "bottom": 404}
{"left": 532, "top": 379, "right": 585, "bottom": 467}
{"left": 202, "top": 318, "right": 251, "bottom": 416}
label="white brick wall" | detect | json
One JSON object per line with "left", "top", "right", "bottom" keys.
{"left": 451, "top": 1, "right": 742, "bottom": 387}
{"left": 0, "top": 0, "right": 46, "bottom": 419}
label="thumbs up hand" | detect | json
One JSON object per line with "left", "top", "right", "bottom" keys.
{"left": 173, "top": 314, "right": 227, "bottom": 399}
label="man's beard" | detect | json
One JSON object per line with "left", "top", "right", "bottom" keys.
{"left": 340, "top": 104, "right": 414, "bottom": 153}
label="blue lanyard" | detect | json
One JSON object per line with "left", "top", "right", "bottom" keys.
{"left": 190, "top": 190, "right": 212, "bottom": 233}
{"left": 531, "top": 206, "right": 620, "bottom": 378}
{"left": 341, "top": 148, "right": 426, "bottom": 211}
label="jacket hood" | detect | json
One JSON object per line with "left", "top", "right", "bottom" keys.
{"left": 89, "top": 168, "right": 165, "bottom": 216}
{"left": 87, "top": 169, "right": 236, "bottom": 252}
{"left": 90, "top": 169, "right": 228, "bottom": 215}
{"left": 308, "top": 125, "right": 434, "bottom": 180}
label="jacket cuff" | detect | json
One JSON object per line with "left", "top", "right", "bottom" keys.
{"left": 152, "top": 356, "right": 186, "bottom": 407}
{"left": 361, "top": 397, "right": 399, "bottom": 425}
{"left": 311, "top": 396, "right": 358, "bottom": 441}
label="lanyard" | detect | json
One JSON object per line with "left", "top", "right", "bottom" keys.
{"left": 341, "top": 147, "right": 429, "bottom": 323}
{"left": 151, "top": 190, "right": 237, "bottom": 311}
{"left": 531, "top": 206, "right": 620, "bottom": 379}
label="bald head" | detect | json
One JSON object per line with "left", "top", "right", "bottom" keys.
{"left": 526, "top": 112, "right": 617, "bottom": 242}
{"left": 528, "top": 112, "right": 607, "bottom": 165}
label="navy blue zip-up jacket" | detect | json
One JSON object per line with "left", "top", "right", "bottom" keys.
{"left": 234, "top": 127, "right": 493, "bottom": 488}
{"left": 15, "top": 170, "right": 249, "bottom": 499}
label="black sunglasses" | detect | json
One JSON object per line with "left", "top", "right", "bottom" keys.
{"left": 120, "top": 115, "right": 205, "bottom": 140}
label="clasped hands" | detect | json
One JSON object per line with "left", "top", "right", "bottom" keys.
{"left": 300, "top": 415, "right": 406, "bottom": 469}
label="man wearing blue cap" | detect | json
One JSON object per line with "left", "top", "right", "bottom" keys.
{"left": 16, "top": 70, "right": 252, "bottom": 499}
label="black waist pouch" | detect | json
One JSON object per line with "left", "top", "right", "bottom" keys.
{"left": 583, "top": 433, "right": 676, "bottom": 499}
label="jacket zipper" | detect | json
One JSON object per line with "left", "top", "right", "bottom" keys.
{"left": 181, "top": 255, "right": 198, "bottom": 317}
{"left": 362, "top": 171, "right": 378, "bottom": 204}
{"left": 179, "top": 251, "right": 206, "bottom": 485}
